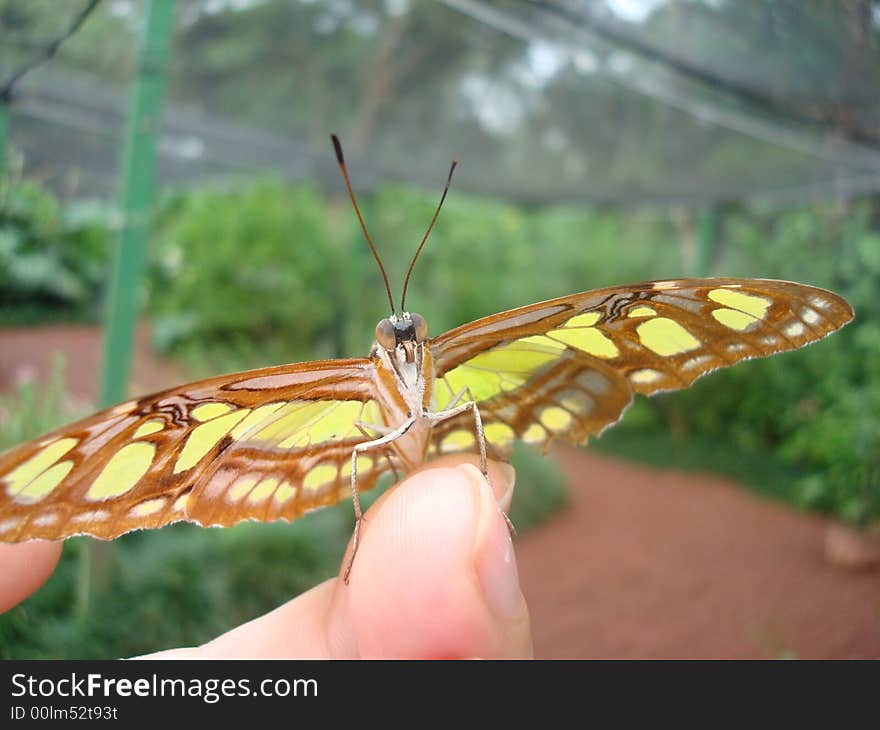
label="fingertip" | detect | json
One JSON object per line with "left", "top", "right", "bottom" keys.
{"left": 0, "top": 540, "right": 63, "bottom": 614}
{"left": 344, "top": 458, "right": 531, "bottom": 658}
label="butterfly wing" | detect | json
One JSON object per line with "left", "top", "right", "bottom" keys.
{"left": 0, "top": 358, "right": 395, "bottom": 541}
{"left": 429, "top": 278, "right": 854, "bottom": 457}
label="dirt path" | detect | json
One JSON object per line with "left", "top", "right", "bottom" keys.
{"left": 519, "top": 448, "right": 880, "bottom": 658}
{"left": 0, "top": 323, "right": 186, "bottom": 402}
{"left": 2, "top": 324, "right": 878, "bottom": 658}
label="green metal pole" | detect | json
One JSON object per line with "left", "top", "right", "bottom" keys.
{"left": 99, "top": 0, "right": 176, "bottom": 409}
{"left": 0, "top": 101, "right": 9, "bottom": 176}
{"left": 696, "top": 206, "right": 718, "bottom": 277}
{"left": 80, "top": 0, "right": 176, "bottom": 621}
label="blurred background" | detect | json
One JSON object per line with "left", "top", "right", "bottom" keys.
{"left": 0, "top": 0, "right": 878, "bottom": 658}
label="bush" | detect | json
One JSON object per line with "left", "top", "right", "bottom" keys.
{"left": 148, "top": 178, "right": 345, "bottom": 369}
{"left": 0, "top": 175, "right": 112, "bottom": 324}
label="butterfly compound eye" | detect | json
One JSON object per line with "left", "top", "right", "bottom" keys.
{"left": 375, "top": 318, "right": 396, "bottom": 349}
{"left": 410, "top": 312, "right": 428, "bottom": 342}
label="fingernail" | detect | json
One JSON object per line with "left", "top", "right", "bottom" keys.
{"left": 495, "top": 462, "right": 516, "bottom": 512}
{"left": 457, "top": 464, "right": 523, "bottom": 620}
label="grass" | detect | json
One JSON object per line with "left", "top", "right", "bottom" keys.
{"left": 0, "top": 354, "right": 86, "bottom": 452}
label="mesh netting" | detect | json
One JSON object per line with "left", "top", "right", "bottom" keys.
{"left": 3, "top": 0, "right": 879, "bottom": 207}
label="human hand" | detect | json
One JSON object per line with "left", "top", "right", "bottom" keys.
{"left": 0, "top": 455, "right": 533, "bottom": 659}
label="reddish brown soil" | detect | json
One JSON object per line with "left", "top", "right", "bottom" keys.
{"left": 2, "top": 324, "right": 878, "bottom": 659}
{"left": 0, "top": 324, "right": 186, "bottom": 402}
{"left": 520, "top": 448, "right": 880, "bottom": 658}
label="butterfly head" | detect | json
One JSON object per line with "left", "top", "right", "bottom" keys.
{"left": 375, "top": 312, "right": 428, "bottom": 363}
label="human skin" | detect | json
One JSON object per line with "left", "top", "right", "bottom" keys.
{"left": 0, "top": 455, "right": 533, "bottom": 659}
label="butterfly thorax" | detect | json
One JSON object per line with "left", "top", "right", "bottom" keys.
{"left": 371, "top": 312, "right": 436, "bottom": 470}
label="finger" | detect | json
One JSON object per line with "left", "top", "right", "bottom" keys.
{"left": 0, "top": 541, "right": 63, "bottom": 613}
{"left": 339, "top": 457, "right": 531, "bottom": 658}
{"left": 138, "top": 456, "right": 531, "bottom": 659}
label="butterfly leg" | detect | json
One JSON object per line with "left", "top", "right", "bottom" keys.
{"left": 354, "top": 420, "right": 396, "bottom": 436}
{"left": 427, "top": 400, "right": 488, "bottom": 478}
{"left": 355, "top": 423, "right": 400, "bottom": 481}
{"left": 344, "top": 415, "right": 416, "bottom": 584}
{"left": 443, "top": 386, "right": 469, "bottom": 411}
{"left": 428, "top": 401, "right": 517, "bottom": 537}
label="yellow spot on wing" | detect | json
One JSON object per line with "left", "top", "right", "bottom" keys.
{"left": 522, "top": 423, "right": 547, "bottom": 444}
{"left": 360, "top": 401, "right": 383, "bottom": 428}
{"left": 15, "top": 460, "right": 74, "bottom": 502}
{"left": 442, "top": 429, "right": 475, "bottom": 450}
{"left": 468, "top": 347, "right": 558, "bottom": 372}
{"left": 631, "top": 369, "right": 663, "bottom": 384}
{"left": 247, "top": 478, "right": 279, "bottom": 504}
{"left": 636, "top": 317, "right": 700, "bottom": 356}
{"left": 175, "top": 409, "right": 250, "bottom": 474}
{"left": 445, "top": 368, "right": 504, "bottom": 402}
{"left": 87, "top": 442, "right": 156, "bottom": 500}
{"left": 517, "top": 335, "right": 566, "bottom": 351}
{"left": 191, "top": 402, "right": 234, "bottom": 422}
{"left": 444, "top": 339, "right": 566, "bottom": 403}
{"left": 707, "top": 288, "right": 771, "bottom": 318}
{"left": 712, "top": 307, "right": 758, "bottom": 332}
{"left": 252, "top": 402, "right": 328, "bottom": 446}
{"left": 303, "top": 464, "right": 338, "bottom": 491}
{"left": 540, "top": 407, "right": 572, "bottom": 431}
{"left": 567, "top": 312, "right": 602, "bottom": 327}
{"left": 548, "top": 327, "right": 619, "bottom": 359}
{"left": 283, "top": 400, "right": 363, "bottom": 446}
{"left": 130, "top": 498, "right": 166, "bottom": 517}
{"left": 628, "top": 305, "right": 657, "bottom": 318}
{"left": 5, "top": 438, "right": 78, "bottom": 495}
{"left": 275, "top": 481, "right": 297, "bottom": 504}
{"left": 229, "top": 477, "right": 258, "bottom": 501}
{"left": 341, "top": 455, "right": 374, "bottom": 477}
{"left": 484, "top": 422, "right": 515, "bottom": 444}
{"left": 230, "top": 402, "right": 286, "bottom": 439}
{"left": 133, "top": 419, "right": 164, "bottom": 439}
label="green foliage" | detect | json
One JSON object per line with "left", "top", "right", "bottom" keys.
{"left": 508, "top": 443, "right": 569, "bottom": 528}
{"left": 0, "top": 175, "right": 112, "bottom": 325}
{"left": 0, "top": 512, "right": 349, "bottom": 659}
{"left": 148, "top": 179, "right": 344, "bottom": 370}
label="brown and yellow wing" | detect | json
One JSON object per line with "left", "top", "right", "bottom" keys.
{"left": 429, "top": 278, "right": 854, "bottom": 457}
{"left": 0, "top": 358, "right": 394, "bottom": 541}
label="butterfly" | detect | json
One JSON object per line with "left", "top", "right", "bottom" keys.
{"left": 0, "top": 135, "right": 855, "bottom": 582}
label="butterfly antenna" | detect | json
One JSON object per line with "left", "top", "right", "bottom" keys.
{"left": 400, "top": 159, "right": 457, "bottom": 313}
{"left": 331, "top": 134, "right": 396, "bottom": 316}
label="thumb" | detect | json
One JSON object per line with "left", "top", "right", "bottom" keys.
{"left": 338, "top": 455, "right": 533, "bottom": 658}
